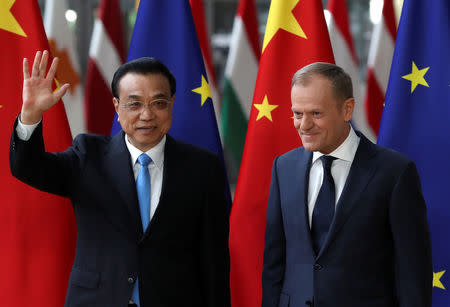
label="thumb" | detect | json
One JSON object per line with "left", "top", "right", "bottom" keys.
{"left": 54, "top": 83, "right": 70, "bottom": 102}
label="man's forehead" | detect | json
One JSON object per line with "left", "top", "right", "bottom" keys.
{"left": 118, "top": 73, "right": 171, "bottom": 93}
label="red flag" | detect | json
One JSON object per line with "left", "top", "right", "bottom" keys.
{"left": 229, "top": 1, "right": 334, "bottom": 306}
{"left": 0, "top": 0, "right": 76, "bottom": 306}
{"left": 189, "top": 0, "right": 221, "bottom": 122}
{"left": 364, "top": 0, "right": 397, "bottom": 135}
{"left": 84, "top": 0, "right": 125, "bottom": 135}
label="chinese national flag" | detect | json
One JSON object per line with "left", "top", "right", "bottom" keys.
{"left": 229, "top": 1, "right": 334, "bottom": 306}
{"left": 0, "top": 1, "right": 76, "bottom": 306}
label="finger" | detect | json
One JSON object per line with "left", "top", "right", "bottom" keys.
{"left": 46, "top": 57, "right": 59, "bottom": 82}
{"left": 39, "top": 50, "right": 49, "bottom": 78}
{"left": 23, "top": 58, "right": 30, "bottom": 80}
{"left": 54, "top": 83, "right": 70, "bottom": 102}
{"left": 31, "top": 51, "right": 42, "bottom": 77}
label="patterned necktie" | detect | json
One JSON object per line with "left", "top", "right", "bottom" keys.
{"left": 132, "top": 153, "right": 152, "bottom": 306}
{"left": 311, "top": 155, "right": 337, "bottom": 254}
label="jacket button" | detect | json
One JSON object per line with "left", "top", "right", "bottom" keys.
{"left": 305, "top": 300, "right": 313, "bottom": 306}
{"left": 313, "top": 263, "right": 322, "bottom": 270}
{"left": 128, "top": 277, "right": 135, "bottom": 284}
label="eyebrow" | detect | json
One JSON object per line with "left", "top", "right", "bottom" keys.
{"left": 127, "top": 93, "right": 170, "bottom": 100}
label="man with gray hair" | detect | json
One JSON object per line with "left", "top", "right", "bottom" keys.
{"left": 262, "top": 62, "right": 432, "bottom": 307}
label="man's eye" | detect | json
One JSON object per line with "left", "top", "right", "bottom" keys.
{"left": 129, "top": 102, "right": 142, "bottom": 108}
{"left": 313, "top": 112, "right": 321, "bottom": 116}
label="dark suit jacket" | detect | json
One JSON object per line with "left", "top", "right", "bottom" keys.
{"left": 10, "top": 120, "right": 230, "bottom": 307}
{"left": 262, "top": 133, "right": 432, "bottom": 307}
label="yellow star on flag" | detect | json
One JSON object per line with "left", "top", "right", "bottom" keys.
{"left": 433, "top": 270, "right": 446, "bottom": 290}
{"left": 0, "top": 0, "right": 26, "bottom": 37}
{"left": 402, "top": 61, "right": 430, "bottom": 93}
{"left": 262, "top": 0, "right": 306, "bottom": 53}
{"left": 54, "top": 78, "right": 62, "bottom": 94}
{"left": 254, "top": 95, "right": 279, "bottom": 122}
{"left": 192, "top": 75, "right": 212, "bottom": 106}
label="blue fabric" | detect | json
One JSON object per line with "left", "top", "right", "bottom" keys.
{"left": 136, "top": 153, "right": 152, "bottom": 230}
{"left": 110, "top": 0, "right": 231, "bottom": 209}
{"left": 311, "top": 156, "right": 336, "bottom": 254}
{"left": 131, "top": 153, "right": 152, "bottom": 306}
{"left": 377, "top": 0, "right": 450, "bottom": 303}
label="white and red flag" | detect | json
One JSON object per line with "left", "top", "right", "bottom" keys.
{"left": 84, "top": 0, "right": 126, "bottom": 135}
{"left": 364, "top": 0, "right": 397, "bottom": 136}
{"left": 326, "top": 0, "right": 376, "bottom": 141}
{"left": 44, "top": 0, "right": 85, "bottom": 138}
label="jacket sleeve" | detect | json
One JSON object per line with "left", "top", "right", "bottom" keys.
{"left": 9, "top": 117, "right": 79, "bottom": 198}
{"left": 389, "top": 161, "right": 433, "bottom": 307}
{"left": 262, "top": 156, "right": 286, "bottom": 307}
{"left": 200, "top": 154, "right": 231, "bottom": 307}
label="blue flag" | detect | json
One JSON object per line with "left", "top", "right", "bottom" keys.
{"left": 111, "top": 0, "right": 231, "bottom": 206}
{"left": 377, "top": 0, "right": 450, "bottom": 302}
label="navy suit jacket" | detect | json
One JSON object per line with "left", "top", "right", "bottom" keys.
{"left": 262, "top": 133, "right": 432, "bottom": 307}
{"left": 10, "top": 120, "right": 230, "bottom": 307}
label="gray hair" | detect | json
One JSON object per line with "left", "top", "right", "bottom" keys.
{"left": 291, "top": 62, "right": 353, "bottom": 104}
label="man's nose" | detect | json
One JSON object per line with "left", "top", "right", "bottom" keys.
{"left": 300, "top": 115, "right": 313, "bottom": 130}
{"left": 140, "top": 105, "right": 155, "bottom": 120}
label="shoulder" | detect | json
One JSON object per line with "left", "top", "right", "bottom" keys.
{"left": 165, "top": 135, "right": 221, "bottom": 165}
{"left": 361, "top": 135, "right": 414, "bottom": 169}
{"left": 72, "top": 133, "right": 112, "bottom": 154}
{"left": 275, "top": 146, "right": 310, "bottom": 168}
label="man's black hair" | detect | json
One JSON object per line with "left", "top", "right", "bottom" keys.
{"left": 111, "top": 57, "right": 176, "bottom": 98}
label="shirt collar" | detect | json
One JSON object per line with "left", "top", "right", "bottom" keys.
{"left": 124, "top": 134, "right": 166, "bottom": 170}
{"left": 312, "top": 125, "right": 360, "bottom": 164}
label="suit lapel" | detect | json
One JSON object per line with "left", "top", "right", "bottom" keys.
{"left": 317, "top": 134, "right": 377, "bottom": 258}
{"left": 103, "top": 131, "right": 143, "bottom": 237}
{"left": 140, "top": 134, "right": 175, "bottom": 240}
{"left": 288, "top": 149, "right": 316, "bottom": 256}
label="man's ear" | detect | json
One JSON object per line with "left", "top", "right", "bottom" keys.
{"left": 113, "top": 97, "right": 120, "bottom": 120}
{"left": 343, "top": 97, "right": 355, "bottom": 122}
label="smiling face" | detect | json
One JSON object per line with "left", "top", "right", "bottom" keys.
{"left": 114, "top": 73, "right": 174, "bottom": 152}
{"left": 291, "top": 74, "right": 354, "bottom": 154}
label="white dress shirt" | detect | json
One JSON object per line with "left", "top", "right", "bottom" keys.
{"left": 125, "top": 134, "right": 165, "bottom": 222}
{"left": 307, "top": 126, "right": 360, "bottom": 227}
{"left": 16, "top": 118, "right": 164, "bottom": 222}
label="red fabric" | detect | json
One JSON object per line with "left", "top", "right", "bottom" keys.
{"left": 327, "top": 0, "right": 358, "bottom": 64}
{"left": 0, "top": 1, "right": 76, "bottom": 306}
{"left": 382, "top": 0, "right": 397, "bottom": 40}
{"left": 84, "top": 60, "right": 116, "bottom": 135}
{"left": 229, "top": 1, "right": 334, "bottom": 306}
{"left": 84, "top": 0, "right": 125, "bottom": 135}
{"left": 364, "top": 68, "right": 386, "bottom": 135}
{"left": 189, "top": 0, "right": 218, "bottom": 87}
{"left": 363, "top": 0, "right": 397, "bottom": 136}
{"left": 237, "top": 0, "right": 261, "bottom": 60}
{"left": 98, "top": 0, "right": 126, "bottom": 62}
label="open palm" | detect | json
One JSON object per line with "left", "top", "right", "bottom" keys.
{"left": 21, "top": 50, "right": 69, "bottom": 124}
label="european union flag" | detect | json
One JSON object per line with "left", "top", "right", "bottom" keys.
{"left": 377, "top": 0, "right": 450, "bottom": 303}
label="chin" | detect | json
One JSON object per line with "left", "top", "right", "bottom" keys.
{"left": 302, "top": 143, "right": 316, "bottom": 152}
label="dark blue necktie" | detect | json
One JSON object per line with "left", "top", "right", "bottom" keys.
{"left": 132, "top": 153, "right": 152, "bottom": 306}
{"left": 311, "top": 155, "right": 337, "bottom": 254}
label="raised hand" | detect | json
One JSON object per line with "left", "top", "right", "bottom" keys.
{"left": 21, "top": 50, "right": 70, "bottom": 124}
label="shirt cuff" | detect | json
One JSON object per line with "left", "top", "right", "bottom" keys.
{"left": 16, "top": 117, "right": 41, "bottom": 141}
